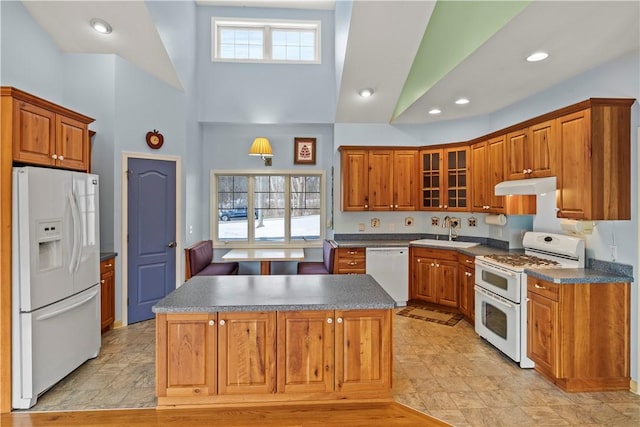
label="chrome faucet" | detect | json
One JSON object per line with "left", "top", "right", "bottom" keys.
{"left": 442, "top": 216, "right": 457, "bottom": 241}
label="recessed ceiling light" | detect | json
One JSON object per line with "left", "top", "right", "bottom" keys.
{"left": 526, "top": 51, "right": 549, "bottom": 62}
{"left": 455, "top": 98, "right": 470, "bottom": 105}
{"left": 358, "top": 88, "right": 374, "bottom": 98}
{"left": 428, "top": 108, "right": 442, "bottom": 115}
{"left": 90, "top": 18, "right": 112, "bottom": 34}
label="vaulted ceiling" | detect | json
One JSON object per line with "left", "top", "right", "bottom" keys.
{"left": 20, "top": 0, "right": 640, "bottom": 124}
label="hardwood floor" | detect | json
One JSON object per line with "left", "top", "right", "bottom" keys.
{"left": 1, "top": 402, "right": 451, "bottom": 426}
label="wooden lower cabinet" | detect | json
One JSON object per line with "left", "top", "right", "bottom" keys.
{"left": 218, "top": 312, "right": 277, "bottom": 395}
{"left": 457, "top": 254, "right": 475, "bottom": 322}
{"left": 100, "top": 257, "right": 115, "bottom": 332}
{"left": 335, "top": 247, "right": 366, "bottom": 273}
{"left": 526, "top": 277, "right": 630, "bottom": 392}
{"left": 410, "top": 247, "right": 458, "bottom": 307}
{"left": 157, "top": 309, "right": 392, "bottom": 407}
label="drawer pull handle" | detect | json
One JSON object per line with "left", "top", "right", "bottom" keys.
{"left": 348, "top": 250, "right": 357, "bottom": 254}
{"left": 348, "top": 261, "right": 357, "bottom": 265}
{"left": 104, "top": 263, "right": 113, "bottom": 267}
{"left": 534, "top": 284, "right": 546, "bottom": 290}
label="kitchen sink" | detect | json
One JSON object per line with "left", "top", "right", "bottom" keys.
{"left": 410, "top": 239, "right": 479, "bottom": 248}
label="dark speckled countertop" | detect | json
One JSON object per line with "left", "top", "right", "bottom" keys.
{"left": 100, "top": 252, "right": 117, "bottom": 262}
{"left": 526, "top": 268, "right": 633, "bottom": 284}
{"left": 152, "top": 274, "right": 396, "bottom": 313}
{"left": 332, "top": 238, "right": 632, "bottom": 283}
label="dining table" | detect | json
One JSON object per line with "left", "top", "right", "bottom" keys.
{"left": 221, "top": 248, "right": 305, "bottom": 275}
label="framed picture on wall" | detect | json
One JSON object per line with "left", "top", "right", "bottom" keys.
{"left": 294, "top": 137, "right": 316, "bottom": 165}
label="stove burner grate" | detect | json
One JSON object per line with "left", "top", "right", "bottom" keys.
{"left": 483, "top": 254, "right": 561, "bottom": 268}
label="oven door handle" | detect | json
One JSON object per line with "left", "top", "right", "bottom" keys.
{"left": 475, "top": 285, "right": 517, "bottom": 309}
{"left": 475, "top": 261, "right": 517, "bottom": 278}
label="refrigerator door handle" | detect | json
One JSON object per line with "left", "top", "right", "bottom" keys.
{"left": 67, "top": 191, "right": 81, "bottom": 274}
{"left": 34, "top": 288, "right": 99, "bottom": 321}
{"left": 72, "top": 191, "right": 84, "bottom": 274}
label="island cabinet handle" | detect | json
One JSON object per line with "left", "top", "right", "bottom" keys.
{"left": 336, "top": 318, "right": 343, "bottom": 324}
{"left": 348, "top": 261, "right": 358, "bottom": 266}
{"left": 219, "top": 319, "right": 226, "bottom": 326}
{"left": 327, "top": 318, "right": 333, "bottom": 324}
{"left": 209, "top": 320, "right": 215, "bottom": 326}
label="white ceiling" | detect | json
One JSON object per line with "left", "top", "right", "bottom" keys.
{"left": 19, "top": 0, "right": 640, "bottom": 125}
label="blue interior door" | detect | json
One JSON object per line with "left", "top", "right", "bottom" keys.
{"left": 127, "top": 158, "right": 176, "bottom": 324}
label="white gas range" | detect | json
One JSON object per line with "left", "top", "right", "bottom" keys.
{"left": 474, "top": 232, "right": 585, "bottom": 368}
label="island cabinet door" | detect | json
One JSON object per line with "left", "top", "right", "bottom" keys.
{"left": 334, "top": 309, "right": 392, "bottom": 393}
{"left": 156, "top": 313, "right": 217, "bottom": 398}
{"left": 276, "top": 310, "right": 334, "bottom": 393}
{"left": 218, "top": 311, "right": 277, "bottom": 395}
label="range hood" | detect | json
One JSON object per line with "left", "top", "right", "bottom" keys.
{"left": 494, "top": 176, "right": 556, "bottom": 196}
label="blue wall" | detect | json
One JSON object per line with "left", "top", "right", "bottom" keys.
{"left": 196, "top": 5, "right": 336, "bottom": 124}
{"left": 1, "top": 0, "right": 638, "bottom": 382}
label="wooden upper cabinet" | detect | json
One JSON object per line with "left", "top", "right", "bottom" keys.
{"left": 419, "top": 146, "right": 468, "bottom": 211}
{"left": 56, "top": 114, "right": 90, "bottom": 171}
{"left": 470, "top": 136, "right": 535, "bottom": 215}
{"left": 506, "top": 120, "right": 556, "bottom": 180}
{"left": 13, "top": 101, "right": 56, "bottom": 167}
{"left": 368, "top": 150, "right": 393, "bottom": 210}
{"left": 339, "top": 147, "right": 417, "bottom": 211}
{"left": 556, "top": 100, "right": 633, "bottom": 220}
{"left": 392, "top": 150, "right": 418, "bottom": 210}
{"left": 2, "top": 87, "right": 94, "bottom": 172}
{"left": 340, "top": 149, "right": 369, "bottom": 211}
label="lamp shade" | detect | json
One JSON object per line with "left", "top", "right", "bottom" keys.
{"left": 248, "top": 137, "right": 273, "bottom": 157}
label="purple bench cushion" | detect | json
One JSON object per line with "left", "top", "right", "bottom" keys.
{"left": 189, "top": 241, "right": 214, "bottom": 275}
{"left": 199, "top": 262, "right": 239, "bottom": 276}
{"left": 297, "top": 262, "right": 330, "bottom": 275}
{"left": 323, "top": 239, "right": 335, "bottom": 273}
{"left": 188, "top": 240, "right": 238, "bottom": 276}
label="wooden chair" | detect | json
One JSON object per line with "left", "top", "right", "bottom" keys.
{"left": 297, "top": 239, "right": 337, "bottom": 274}
{"left": 184, "top": 240, "right": 239, "bottom": 281}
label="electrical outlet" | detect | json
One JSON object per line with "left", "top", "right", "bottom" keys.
{"left": 405, "top": 217, "right": 414, "bottom": 226}
{"left": 371, "top": 218, "right": 380, "bottom": 228}
{"left": 610, "top": 245, "right": 617, "bottom": 261}
{"left": 358, "top": 223, "right": 365, "bottom": 232}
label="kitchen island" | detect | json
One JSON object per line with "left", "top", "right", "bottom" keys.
{"left": 152, "top": 274, "right": 395, "bottom": 408}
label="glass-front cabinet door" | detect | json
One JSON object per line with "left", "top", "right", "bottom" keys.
{"left": 444, "top": 146, "right": 468, "bottom": 211}
{"left": 420, "top": 149, "right": 442, "bottom": 210}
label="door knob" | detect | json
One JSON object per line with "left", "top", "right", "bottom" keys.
{"left": 167, "top": 241, "right": 177, "bottom": 248}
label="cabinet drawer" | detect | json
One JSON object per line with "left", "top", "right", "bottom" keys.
{"left": 100, "top": 258, "right": 115, "bottom": 275}
{"left": 527, "top": 277, "right": 559, "bottom": 301}
{"left": 336, "top": 247, "right": 366, "bottom": 259}
{"left": 458, "top": 253, "right": 475, "bottom": 267}
{"left": 336, "top": 258, "right": 366, "bottom": 273}
{"left": 411, "top": 247, "right": 458, "bottom": 262}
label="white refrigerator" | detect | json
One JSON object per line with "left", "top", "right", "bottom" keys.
{"left": 12, "top": 166, "right": 101, "bottom": 409}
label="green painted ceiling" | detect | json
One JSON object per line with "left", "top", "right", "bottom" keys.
{"left": 392, "top": 0, "right": 532, "bottom": 122}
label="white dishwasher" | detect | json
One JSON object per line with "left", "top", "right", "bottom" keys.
{"left": 365, "top": 247, "right": 409, "bottom": 306}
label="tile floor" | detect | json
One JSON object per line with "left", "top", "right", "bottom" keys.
{"left": 22, "top": 313, "right": 640, "bottom": 426}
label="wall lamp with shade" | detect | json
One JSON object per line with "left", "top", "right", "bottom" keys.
{"left": 249, "top": 137, "right": 273, "bottom": 166}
